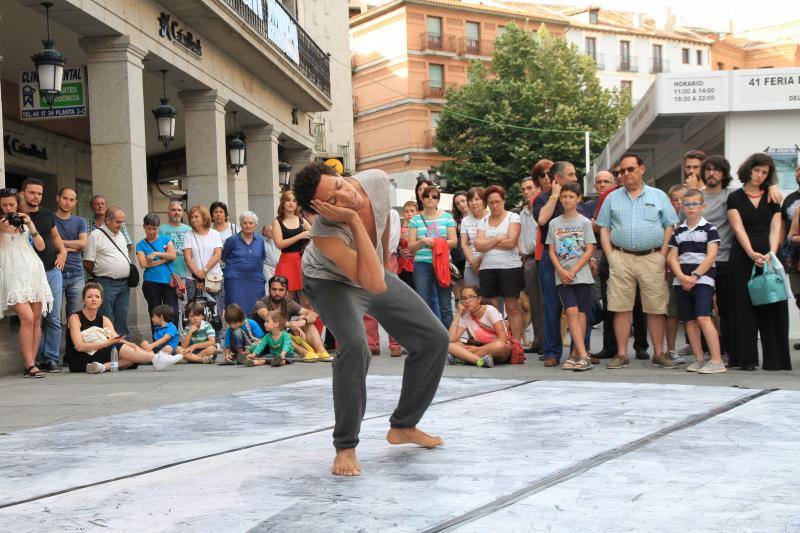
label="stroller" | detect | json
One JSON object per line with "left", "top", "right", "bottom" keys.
{"left": 181, "top": 288, "right": 223, "bottom": 336}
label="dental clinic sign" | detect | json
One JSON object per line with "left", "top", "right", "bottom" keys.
{"left": 18, "top": 66, "right": 87, "bottom": 120}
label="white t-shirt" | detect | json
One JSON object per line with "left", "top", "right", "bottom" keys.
{"left": 458, "top": 305, "right": 504, "bottom": 344}
{"left": 183, "top": 229, "right": 224, "bottom": 277}
{"left": 478, "top": 212, "right": 522, "bottom": 270}
{"left": 460, "top": 212, "right": 488, "bottom": 258}
{"left": 215, "top": 223, "right": 238, "bottom": 243}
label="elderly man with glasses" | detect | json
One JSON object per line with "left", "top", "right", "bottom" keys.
{"left": 596, "top": 152, "right": 679, "bottom": 370}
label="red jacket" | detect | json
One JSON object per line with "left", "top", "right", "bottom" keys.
{"left": 432, "top": 237, "right": 451, "bottom": 288}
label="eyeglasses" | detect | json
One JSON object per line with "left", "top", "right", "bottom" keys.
{"left": 682, "top": 201, "right": 703, "bottom": 207}
{"left": 704, "top": 168, "right": 721, "bottom": 173}
{"left": 618, "top": 166, "right": 638, "bottom": 175}
{"left": 595, "top": 180, "right": 613, "bottom": 185}
{"left": 461, "top": 295, "right": 479, "bottom": 301}
{"left": 610, "top": 171, "right": 619, "bottom": 177}
{"left": 423, "top": 193, "right": 440, "bottom": 200}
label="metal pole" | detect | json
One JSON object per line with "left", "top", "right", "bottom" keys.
{"left": 584, "top": 131, "right": 591, "bottom": 193}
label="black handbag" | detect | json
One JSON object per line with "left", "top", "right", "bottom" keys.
{"left": 100, "top": 229, "right": 140, "bottom": 287}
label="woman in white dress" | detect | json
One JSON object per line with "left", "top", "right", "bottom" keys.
{"left": 0, "top": 189, "right": 54, "bottom": 378}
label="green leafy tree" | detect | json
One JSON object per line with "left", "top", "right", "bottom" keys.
{"left": 435, "top": 23, "right": 631, "bottom": 205}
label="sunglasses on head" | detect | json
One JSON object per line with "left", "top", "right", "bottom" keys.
{"left": 0, "top": 188, "right": 18, "bottom": 195}
{"left": 269, "top": 275, "right": 289, "bottom": 287}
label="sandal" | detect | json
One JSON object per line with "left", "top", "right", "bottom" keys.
{"left": 24, "top": 365, "right": 47, "bottom": 378}
{"left": 572, "top": 358, "right": 594, "bottom": 372}
{"left": 561, "top": 358, "right": 579, "bottom": 370}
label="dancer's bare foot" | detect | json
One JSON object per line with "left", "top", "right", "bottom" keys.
{"left": 386, "top": 427, "right": 444, "bottom": 448}
{"left": 332, "top": 448, "right": 361, "bottom": 476}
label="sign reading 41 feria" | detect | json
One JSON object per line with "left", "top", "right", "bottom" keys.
{"left": 19, "top": 66, "right": 87, "bottom": 120}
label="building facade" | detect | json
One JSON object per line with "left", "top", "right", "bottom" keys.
{"left": 558, "top": 6, "right": 713, "bottom": 104}
{"left": 704, "top": 21, "right": 800, "bottom": 71}
{"left": 0, "top": 0, "right": 345, "bottom": 370}
{"left": 350, "top": 0, "right": 568, "bottom": 189}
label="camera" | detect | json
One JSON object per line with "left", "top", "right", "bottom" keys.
{"left": 3, "top": 213, "right": 25, "bottom": 229}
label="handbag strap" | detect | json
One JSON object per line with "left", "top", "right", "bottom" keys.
{"left": 144, "top": 238, "right": 174, "bottom": 274}
{"left": 100, "top": 229, "right": 132, "bottom": 266}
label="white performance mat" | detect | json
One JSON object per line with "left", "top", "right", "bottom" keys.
{"left": 0, "top": 377, "right": 796, "bottom": 532}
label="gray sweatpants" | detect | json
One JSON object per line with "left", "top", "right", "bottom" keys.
{"left": 304, "top": 270, "right": 448, "bottom": 449}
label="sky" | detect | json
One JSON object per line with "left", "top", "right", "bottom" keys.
{"left": 533, "top": 0, "right": 800, "bottom": 32}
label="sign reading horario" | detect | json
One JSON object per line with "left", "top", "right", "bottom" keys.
{"left": 19, "top": 66, "right": 87, "bottom": 120}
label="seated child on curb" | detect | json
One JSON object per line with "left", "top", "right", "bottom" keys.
{"left": 242, "top": 310, "right": 296, "bottom": 367}
{"left": 223, "top": 304, "right": 264, "bottom": 364}
{"left": 447, "top": 285, "right": 511, "bottom": 368}
{"left": 177, "top": 301, "right": 218, "bottom": 364}
{"left": 140, "top": 304, "right": 179, "bottom": 354}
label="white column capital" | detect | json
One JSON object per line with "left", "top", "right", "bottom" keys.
{"left": 243, "top": 124, "right": 281, "bottom": 143}
{"left": 179, "top": 90, "right": 228, "bottom": 111}
{"left": 79, "top": 36, "right": 146, "bottom": 67}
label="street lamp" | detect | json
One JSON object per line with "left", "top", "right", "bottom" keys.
{"left": 31, "top": 2, "right": 66, "bottom": 108}
{"left": 428, "top": 165, "right": 439, "bottom": 180}
{"left": 228, "top": 111, "right": 246, "bottom": 175}
{"left": 279, "top": 162, "right": 292, "bottom": 190}
{"left": 152, "top": 70, "right": 177, "bottom": 149}
{"left": 437, "top": 172, "right": 448, "bottom": 191}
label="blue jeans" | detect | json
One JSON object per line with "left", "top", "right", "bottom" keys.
{"left": 97, "top": 277, "right": 131, "bottom": 335}
{"left": 62, "top": 270, "right": 86, "bottom": 317}
{"left": 413, "top": 261, "right": 452, "bottom": 328}
{"left": 37, "top": 268, "right": 63, "bottom": 365}
{"left": 538, "top": 252, "right": 563, "bottom": 358}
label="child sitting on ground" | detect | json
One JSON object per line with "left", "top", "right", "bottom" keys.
{"left": 140, "top": 304, "right": 179, "bottom": 355}
{"left": 242, "top": 310, "right": 296, "bottom": 367}
{"left": 177, "top": 301, "right": 218, "bottom": 364}
{"left": 222, "top": 303, "right": 264, "bottom": 365}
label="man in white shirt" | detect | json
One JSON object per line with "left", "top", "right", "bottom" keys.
{"left": 84, "top": 207, "right": 134, "bottom": 335}
{"left": 518, "top": 176, "right": 543, "bottom": 354}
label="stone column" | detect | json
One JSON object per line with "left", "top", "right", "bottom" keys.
{"left": 180, "top": 90, "right": 229, "bottom": 207}
{"left": 285, "top": 146, "right": 314, "bottom": 183}
{"left": 227, "top": 166, "right": 249, "bottom": 222}
{"left": 80, "top": 35, "right": 150, "bottom": 335}
{"left": 244, "top": 125, "right": 281, "bottom": 221}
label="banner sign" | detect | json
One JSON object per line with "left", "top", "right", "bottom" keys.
{"left": 767, "top": 148, "right": 800, "bottom": 192}
{"left": 19, "top": 66, "right": 87, "bottom": 120}
{"left": 268, "top": 0, "right": 299, "bottom": 64}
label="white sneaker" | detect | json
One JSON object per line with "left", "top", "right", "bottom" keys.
{"left": 698, "top": 361, "right": 727, "bottom": 374}
{"left": 152, "top": 352, "right": 183, "bottom": 371}
{"left": 86, "top": 361, "right": 106, "bottom": 374}
{"left": 677, "top": 344, "right": 693, "bottom": 356}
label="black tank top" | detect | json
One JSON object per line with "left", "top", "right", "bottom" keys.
{"left": 65, "top": 311, "right": 104, "bottom": 360}
{"left": 279, "top": 217, "right": 309, "bottom": 253}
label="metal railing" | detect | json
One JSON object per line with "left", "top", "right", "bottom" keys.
{"left": 423, "top": 80, "right": 449, "bottom": 99}
{"left": 421, "top": 32, "right": 457, "bottom": 53}
{"left": 587, "top": 52, "right": 605, "bottom": 70}
{"left": 650, "top": 58, "right": 670, "bottom": 74}
{"left": 460, "top": 38, "right": 493, "bottom": 56}
{"left": 222, "top": 0, "right": 330, "bottom": 98}
{"left": 617, "top": 55, "right": 639, "bottom": 72}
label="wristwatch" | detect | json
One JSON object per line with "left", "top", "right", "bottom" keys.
{"left": 29, "top": 231, "right": 39, "bottom": 238}
{"left": 691, "top": 271, "right": 701, "bottom": 279}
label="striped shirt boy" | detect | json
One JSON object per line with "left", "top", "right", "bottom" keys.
{"left": 668, "top": 217, "right": 720, "bottom": 287}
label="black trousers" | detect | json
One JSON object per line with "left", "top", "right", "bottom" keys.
{"left": 141, "top": 281, "right": 179, "bottom": 327}
{"left": 599, "top": 254, "right": 648, "bottom": 353}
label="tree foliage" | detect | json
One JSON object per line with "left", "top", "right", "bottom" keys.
{"left": 435, "top": 23, "right": 631, "bottom": 205}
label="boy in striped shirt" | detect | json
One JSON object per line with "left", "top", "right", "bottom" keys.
{"left": 667, "top": 189, "right": 726, "bottom": 374}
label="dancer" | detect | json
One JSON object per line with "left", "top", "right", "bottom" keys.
{"left": 293, "top": 163, "right": 447, "bottom": 477}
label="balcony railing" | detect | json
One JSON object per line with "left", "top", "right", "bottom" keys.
{"left": 617, "top": 55, "right": 639, "bottom": 72}
{"left": 424, "top": 129, "right": 437, "bottom": 149}
{"left": 421, "top": 32, "right": 457, "bottom": 53}
{"left": 222, "top": 0, "right": 330, "bottom": 98}
{"left": 423, "top": 80, "right": 456, "bottom": 99}
{"left": 650, "top": 58, "right": 670, "bottom": 74}
{"left": 460, "top": 38, "right": 493, "bottom": 56}
{"left": 587, "top": 52, "right": 605, "bottom": 70}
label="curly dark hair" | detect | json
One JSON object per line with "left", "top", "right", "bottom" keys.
{"left": 737, "top": 153, "right": 776, "bottom": 190}
{"left": 292, "top": 162, "right": 339, "bottom": 214}
{"left": 700, "top": 155, "right": 732, "bottom": 189}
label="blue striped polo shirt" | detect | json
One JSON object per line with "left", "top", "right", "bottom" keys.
{"left": 596, "top": 185, "right": 678, "bottom": 251}
{"left": 668, "top": 217, "right": 720, "bottom": 287}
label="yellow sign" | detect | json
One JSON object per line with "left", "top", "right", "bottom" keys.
{"left": 324, "top": 158, "right": 344, "bottom": 174}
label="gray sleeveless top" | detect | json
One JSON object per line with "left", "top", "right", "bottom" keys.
{"left": 301, "top": 169, "right": 390, "bottom": 286}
